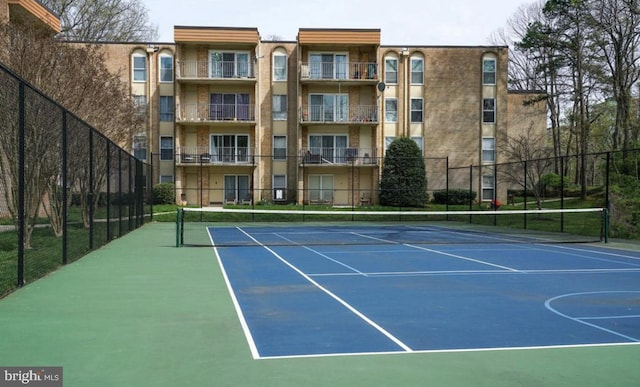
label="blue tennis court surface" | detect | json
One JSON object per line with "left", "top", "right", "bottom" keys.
{"left": 208, "top": 224, "right": 640, "bottom": 359}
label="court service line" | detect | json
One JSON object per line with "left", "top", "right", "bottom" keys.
{"left": 351, "top": 231, "right": 520, "bottom": 272}
{"left": 237, "top": 227, "right": 414, "bottom": 353}
{"left": 273, "top": 233, "right": 366, "bottom": 276}
{"left": 537, "top": 244, "right": 640, "bottom": 262}
{"left": 207, "top": 229, "right": 261, "bottom": 359}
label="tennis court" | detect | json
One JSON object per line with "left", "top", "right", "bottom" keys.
{"left": 1, "top": 211, "right": 640, "bottom": 386}
{"left": 205, "top": 219, "right": 640, "bottom": 359}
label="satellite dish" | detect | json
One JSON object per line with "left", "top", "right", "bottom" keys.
{"left": 377, "top": 82, "right": 386, "bottom": 92}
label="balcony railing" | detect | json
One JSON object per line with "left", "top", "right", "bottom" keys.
{"left": 301, "top": 105, "right": 378, "bottom": 124}
{"left": 177, "top": 103, "right": 256, "bottom": 122}
{"left": 299, "top": 147, "right": 378, "bottom": 165}
{"left": 176, "top": 146, "right": 255, "bottom": 165}
{"left": 176, "top": 61, "right": 256, "bottom": 80}
{"left": 301, "top": 62, "right": 378, "bottom": 81}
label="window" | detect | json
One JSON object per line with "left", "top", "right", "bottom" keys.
{"left": 410, "top": 98, "right": 423, "bottom": 122}
{"left": 159, "top": 96, "right": 174, "bottom": 121}
{"left": 309, "top": 53, "right": 347, "bottom": 80}
{"left": 385, "top": 98, "right": 397, "bottom": 122}
{"left": 482, "top": 175, "right": 495, "bottom": 201}
{"left": 132, "top": 54, "right": 146, "bottom": 82}
{"left": 273, "top": 136, "right": 286, "bottom": 160}
{"left": 160, "top": 175, "right": 174, "bottom": 183}
{"left": 309, "top": 94, "right": 348, "bottom": 122}
{"left": 385, "top": 136, "right": 396, "bottom": 149}
{"left": 210, "top": 93, "right": 250, "bottom": 121}
{"left": 483, "top": 98, "right": 495, "bottom": 123}
{"left": 160, "top": 136, "right": 173, "bottom": 161}
{"left": 210, "top": 135, "right": 250, "bottom": 163}
{"left": 210, "top": 51, "right": 250, "bottom": 78}
{"left": 309, "top": 135, "right": 347, "bottom": 163}
{"left": 482, "top": 137, "right": 495, "bottom": 162}
{"left": 273, "top": 54, "right": 287, "bottom": 81}
{"left": 272, "top": 95, "right": 287, "bottom": 120}
{"left": 159, "top": 54, "right": 173, "bottom": 82}
{"left": 385, "top": 58, "right": 398, "bottom": 84}
{"left": 483, "top": 58, "right": 496, "bottom": 85}
{"left": 411, "top": 136, "right": 424, "bottom": 154}
{"left": 273, "top": 175, "right": 286, "bottom": 201}
{"left": 133, "top": 135, "right": 147, "bottom": 160}
{"left": 132, "top": 95, "right": 147, "bottom": 116}
{"left": 410, "top": 57, "right": 424, "bottom": 84}
{"left": 308, "top": 175, "right": 333, "bottom": 202}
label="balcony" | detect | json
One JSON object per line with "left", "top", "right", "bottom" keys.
{"left": 177, "top": 103, "right": 256, "bottom": 124}
{"left": 176, "top": 61, "right": 256, "bottom": 83}
{"left": 300, "top": 105, "right": 378, "bottom": 125}
{"left": 299, "top": 147, "right": 378, "bottom": 166}
{"left": 176, "top": 146, "right": 256, "bottom": 165}
{"left": 300, "top": 62, "right": 378, "bottom": 84}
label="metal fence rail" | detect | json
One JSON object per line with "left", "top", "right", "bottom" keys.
{"left": 0, "top": 62, "right": 152, "bottom": 298}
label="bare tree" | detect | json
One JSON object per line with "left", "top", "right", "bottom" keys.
{"left": 40, "top": 0, "right": 158, "bottom": 41}
{"left": 500, "top": 129, "right": 555, "bottom": 209}
{"left": 0, "top": 22, "right": 140, "bottom": 245}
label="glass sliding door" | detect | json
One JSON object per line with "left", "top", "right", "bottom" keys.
{"left": 308, "top": 175, "right": 333, "bottom": 202}
{"left": 211, "top": 135, "right": 249, "bottom": 163}
{"left": 224, "top": 175, "right": 250, "bottom": 203}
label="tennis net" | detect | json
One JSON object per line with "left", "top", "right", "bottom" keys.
{"left": 176, "top": 207, "right": 609, "bottom": 247}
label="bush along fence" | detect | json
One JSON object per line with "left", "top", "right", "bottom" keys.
{"left": 0, "top": 62, "right": 153, "bottom": 298}
{"left": 443, "top": 149, "right": 640, "bottom": 238}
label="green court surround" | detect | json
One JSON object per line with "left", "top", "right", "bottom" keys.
{"left": 1, "top": 222, "right": 638, "bottom": 386}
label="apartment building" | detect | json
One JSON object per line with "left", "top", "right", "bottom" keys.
{"left": 171, "top": 26, "right": 545, "bottom": 206}
{"left": 98, "top": 42, "right": 176, "bottom": 186}
{"left": 0, "top": 1, "right": 546, "bottom": 206}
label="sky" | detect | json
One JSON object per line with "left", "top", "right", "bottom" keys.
{"left": 145, "top": 0, "right": 534, "bottom": 46}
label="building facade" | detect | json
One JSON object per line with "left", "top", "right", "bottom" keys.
{"left": 170, "top": 27, "right": 545, "bottom": 206}
{"left": 0, "top": 2, "right": 546, "bottom": 206}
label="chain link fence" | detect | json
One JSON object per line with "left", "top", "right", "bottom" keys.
{"left": 0, "top": 63, "right": 152, "bottom": 298}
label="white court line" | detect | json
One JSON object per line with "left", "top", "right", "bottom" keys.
{"left": 309, "top": 267, "right": 640, "bottom": 278}
{"left": 258, "top": 341, "right": 640, "bottom": 360}
{"left": 539, "top": 244, "right": 640, "bottom": 261}
{"left": 351, "top": 231, "right": 519, "bottom": 272}
{"left": 545, "top": 291, "right": 640, "bottom": 343}
{"left": 236, "top": 227, "right": 413, "bottom": 355}
{"left": 579, "top": 314, "right": 640, "bottom": 320}
{"left": 273, "top": 233, "right": 366, "bottom": 276}
{"left": 207, "top": 228, "right": 261, "bottom": 359}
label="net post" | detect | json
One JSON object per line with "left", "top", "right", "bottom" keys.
{"left": 176, "top": 208, "right": 182, "bottom": 247}
{"left": 603, "top": 208, "right": 609, "bottom": 243}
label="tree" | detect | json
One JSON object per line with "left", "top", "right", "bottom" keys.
{"left": 379, "top": 138, "right": 428, "bottom": 207}
{"left": 40, "top": 0, "right": 158, "bottom": 41}
{"left": 0, "top": 22, "right": 140, "bottom": 246}
{"left": 585, "top": 0, "right": 640, "bottom": 154}
{"left": 500, "top": 129, "right": 555, "bottom": 209}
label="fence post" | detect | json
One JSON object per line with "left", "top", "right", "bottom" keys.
{"left": 89, "top": 129, "right": 94, "bottom": 250}
{"left": 523, "top": 160, "right": 527, "bottom": 229}
{"left": 468, "top": 164, "right": 473, "bottom": 223}
{"left": 605, "top": 151, "right": 611, "bottom": 211}
{"left": 445, "top": 156, "right": 449, "bottom": 215}
{"left": 62, "top": 111, "right": 68, "bottom": 264}
{"left": 560, "top": 156, "right": 565, "bottom": 232}
{"left": 106, "top": 141, "right": 111, "bottom": 241}
{"left": 17, "top": 82, "right": 25, "bottom": 288}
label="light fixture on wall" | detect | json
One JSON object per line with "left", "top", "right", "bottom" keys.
{"left": 399, "top": 48, "right": 409, "bottom": 56}
{"left": 146, "top": 44, "right": 159, "bottom": 53}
